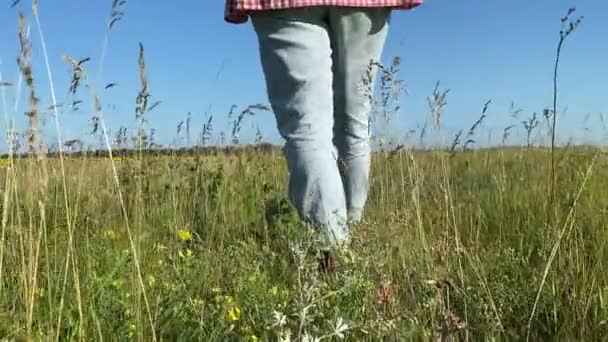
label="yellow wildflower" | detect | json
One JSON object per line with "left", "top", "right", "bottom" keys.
{"left": 228, "top": 305, "right": 241, "bottom": 322}
{"left": 177, "top": 229, "right": 193, "bottom": 242}
{"left": 103, "top": 229, "right": 118, "bottom": 240}
{"left": 147, "top": 275, "right": 156, "bottom": 287}
{"left": 270, "top": 286, "right": 279, "bottom": 296}
{"left": 189, "top": 297, "right": 205, "bottom": 308}
{"left": 249, "top": 335, "right": 259, "bottom": 341}
{"left": 112, "top": 279, "right": 125, "bottom": 289}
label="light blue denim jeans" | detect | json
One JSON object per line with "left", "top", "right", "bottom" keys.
{"left": 251, "top": 8, "right": 391, "bottom": 249}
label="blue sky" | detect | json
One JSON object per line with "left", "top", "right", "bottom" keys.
{"left": 0, "top": 0, "right": 606, "bottom": 151}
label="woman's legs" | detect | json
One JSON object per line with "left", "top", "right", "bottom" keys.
{"left": 251, "top": 7, "right": 391, "bottom": 249}
{"left": 252, "top": 9, "right": 349, "bottom": 249}
{"left": 330, "top": 8, "right": 391, "bottom": 223}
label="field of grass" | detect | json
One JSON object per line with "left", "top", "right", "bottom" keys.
{"left": 0, "top": 146, "right": 607, "bottom": 341}
{"left": 0, "top": 2, "right": 603, "bottom": 341}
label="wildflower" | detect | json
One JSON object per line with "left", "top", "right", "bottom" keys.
{"left": 127, "top": 323, "right": 136, "bottom": 337}
{"left": 178, "top": 248, "right": 193, "bottom": 258}
{"left": 377, "top": 280, "right": 394, "bottom": 303}
{"left": 228, "top": 305, "right": 241, "bottom": 321}
{"left": 103, "top": 229, "right": 118, "bottom": 240}
{"left": 446, "top": 312, "right": 467, "bottom": 330}
{"left": 111, "top": 279, "right": 125, "bottom": 289}
{"left": 248, "top": 274, "right": 258, "bottom": 283}
{"left": 302, "top": 332, "right": 320, "bottom": 342}
{"left": 154, "top": 243, "right": 168, "bottom": 252}
{"left": 189, "top": 297, "right": 205, "bottom": 309}
{"left": 270, "top": 286, "right": 279, "bottom": 296}
{"left": 271, "top": 310, "right": 287, "bottom": 328}
{"left": 249, "top": 335, "right": 259, "bottom": 342}
{"left": 333, "top": 317, "right": 349, "bottom": 339}
{"left": 147, "top": 275, "right": 156, "bottom": 287}
{"left": 279, "top": 331, "right": 292, "bottom": 342}
{"left": 177, "top": 228, "right": 192, "bottom": 242}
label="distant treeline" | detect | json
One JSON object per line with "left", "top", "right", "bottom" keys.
{"left": 0, "top": 143, "right": 281, "bottom": 159}
{"left": 0, "top": 143, "right": 599, "bottom": 160}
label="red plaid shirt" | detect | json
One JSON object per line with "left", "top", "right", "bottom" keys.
{"left": 225, "top": 0, "right": 423, "bottom": 23}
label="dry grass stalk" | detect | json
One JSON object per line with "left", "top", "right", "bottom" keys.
{"left": 68, "top": 57, "right": 90, "bottom": 94}
{"left": 136, "top": 42, "right": 149, "bottom": 119}
{"left": 428, "top": 81, "right": 450, "bottom": 129}
{"left": 449, "top": 130, "right": 462, "bottom": 157}
{"left": 186, "top": 112, "right": 191, "bottom": 146}
{"left": 147, "top": 100, "right": 161, "bottom": 112}
{"left": 64, "top": 55, "right": 100, "bottom": 135}
{"left": 17, "top": 12, "right": 42, "bottom": 159}
{"left": 109, "top": 0, "right": 127, "bottom": 30}
{"left": 463, "top": 100, "right": 491, "bottom": 151}
{"left": 62, "top": 51, "right": 158, "bottom": 342}
{"left": 522, "top": 112, "right": 539, "bottom": 149}
{"left": 549, "top": 7, "right": 583, "bottom": 212}
{"left": 255, "top": 124, "right": 263, "bottom": 145}
{"left": 502, "top": 125, "right": 515, "bottom": 145}
{"left": 231, "top": 104, "right": 269, "bottom": 144}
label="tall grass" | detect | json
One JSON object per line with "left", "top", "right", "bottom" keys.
{"left": 0, "top": 3, "right": 605, "bottom": 342}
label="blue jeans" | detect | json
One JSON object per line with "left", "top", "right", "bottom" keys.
{"left": 251, "top": 8, "right": 391, "bottom": 249}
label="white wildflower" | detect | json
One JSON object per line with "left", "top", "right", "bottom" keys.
{"left": 278, "top": 330, "right": 292, "bottom": 342}
{"left": 333, "top": 317, "right": 349, "bottom": 339}
{"left": 302, "top": 332, "right": 321, "bottom": 342}
{"left": 272, "top": 310, "right": 287, "bottom": 328}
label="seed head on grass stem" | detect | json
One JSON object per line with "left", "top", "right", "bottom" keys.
{"left": 502, "top": 125, "right": 515, "bottom": 145}
{"left": 231, "top": 104, "right": 269, "bottom": 145}
{"left": 449, "top": 130, "right": 462, "bottom": 158}
{"left": 68, "top": 57, "right": 90, "bottom": 94}
{"left": 522, "top": 112, "right": 539, "bottom": 149}
{"left": 254, "top": 125, "right": 263, "bottom": 145}
{"left": 17, "top": 12, "right": 43, "bottom": 159}
{"left": 62, "top": 50, "right": 158, "bottom": 342}
{"left": 134, "top": 42, "right": 159, "bottom": 150}
{"left": 462, "top": 100, "right": 491, "bottom": 151}
{"left": 202, "top": 114, "right": 213, "bottom": 146}
{"left": 549, "top": 7, "right": 583, "bottom": 214}
{"left": 136, "top": 42, "right": 149, "bottom": 119}
{"left": 428, "top": 81, "right": 450, "bottom": 130}
{"left": 64, "top": 55, "right": 101, "bottom": 135}
{"left": 109, "top": 0, "right": 127, "bottom": 30}
{"left": 147, "top": 101, "right": 161, "bottom": 112}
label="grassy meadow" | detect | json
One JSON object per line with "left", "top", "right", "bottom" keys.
{"left": 0, "top": 146, "right": 607, "bottom": 341}
{"left": 0, "top": 2, "right": 605, "bottom": 341}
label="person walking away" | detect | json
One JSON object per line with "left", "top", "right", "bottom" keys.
{"left": 224, "top": 0, "right": 422, "bottom": 269}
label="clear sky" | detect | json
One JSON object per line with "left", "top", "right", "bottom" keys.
{"left": 0, "top": 1, "right": 606, "bottom": 151}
